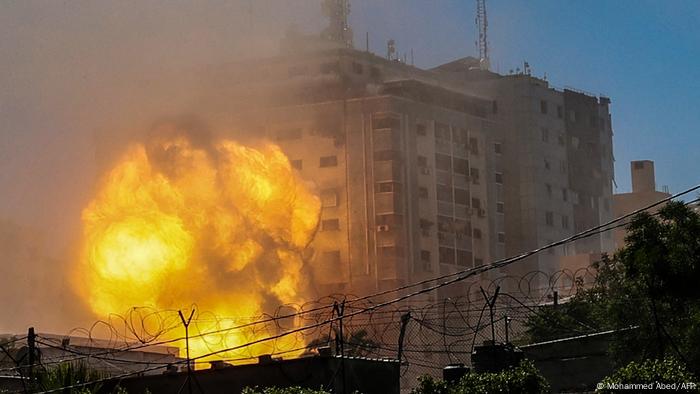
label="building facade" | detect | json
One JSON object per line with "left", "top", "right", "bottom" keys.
{"left": 202, "top": 47, "right": 506, "bottom": 299}
{"left": 431, "top": 59, "right": 615, "bottom": 284}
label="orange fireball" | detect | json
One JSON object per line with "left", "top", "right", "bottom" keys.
{"left": 75, "top": 127, "right": 320, "bottom": 361}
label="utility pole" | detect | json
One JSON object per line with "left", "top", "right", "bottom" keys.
{"left": 332, "top": 300, "right": 347, "bottom": 394}
{"left": 27, "top": 327, "right": 35, "bottom": 387}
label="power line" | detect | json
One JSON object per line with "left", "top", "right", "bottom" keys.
{"left": 30, "top": 184, "right": 700, "bottom": 392}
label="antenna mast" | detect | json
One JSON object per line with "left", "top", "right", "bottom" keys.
{"left": 476, "top": 0, "right": 490, "bottom": 70}
{"left": 322, "top": 0, "right": 353, "bottom": 48}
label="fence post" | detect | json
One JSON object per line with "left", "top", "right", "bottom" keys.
{"left": 397, "top": 312, "right": 411, "bottom": 362}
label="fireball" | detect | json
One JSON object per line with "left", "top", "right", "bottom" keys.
{"left": 75, "top": 126, "right": 321, "bottom": 361}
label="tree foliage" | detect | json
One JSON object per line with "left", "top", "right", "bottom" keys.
{"left": 410, "top": 359, "right": 549, "bottom": 394}
{"left": 597, "top": 358, "right": 698, "bottom": 393}
{"left": 525, "top": 201, "right": 700, "bottom": 372}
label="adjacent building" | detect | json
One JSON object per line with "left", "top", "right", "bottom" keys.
{"left": 429, "top": 58, "right": 615, "bottom": 285}
{"left": 612, "top": 160, "right": 670, "bottom": 249}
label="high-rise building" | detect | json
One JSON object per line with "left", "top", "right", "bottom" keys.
{"left": 198, "top": 33, "right": 615, "bottom": 297}
{"left": 431, "top": 59, "right": 615, "bottom": 284}
{"left": 202, "top": 46, "right": 506, "bottom": 300}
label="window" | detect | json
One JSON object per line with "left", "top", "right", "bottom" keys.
{"left": 436, "top": 184, "right": 452, "bottom": 202}
{"left": 495, "top": 172, "right": 503, "bottom": 184}
{"left": 320, "top": 155, "right": 338, "bottom": 167}
{"left": 562, "top": 188, "right": 568, "bottom": 202}
{"left": 492, "top": 100, "right": 498, "bottom": 114}
{"left": 546, "top": 183, "right": 552, "bottom": 198}
{"left": 545, "top": 211, "right": 554, "bottom": 226}
{"left": 496, "top": 202, "right": 504, "bottom": 214}
{"left": 321, "top": 219, "right": 340, "bottom": 231}
{"left": 456, "top": 250, "right": 472, "bottom": 266}
{"left": 376, "top": 214, "right": 403, "bottom": 226}
{"left": 417, "top": 155, "right": 428, "bottom": 167}
{"left": 453, "top": 158, "right": 469, "bottom": 175}
{"left": 471, "top": 197, "right": 481, "bottom": 209}
{"left": 473, "top": 228, "right": 482, "bottom": 239}
{"left": 290, "top": 159, "right": 302, "bottom": 170}
{"left": 558, "top": 133, "right": 565, "bottom": 146}
{"left": 540, "top": 100, "right": 548, "bottom": 114}
{"left": 437, "top": 216, "right": 453, "bottom": 232}
{"left": 377, "top": 182, "right": 399, "bottom": 193}
{"left": 439, "top": 247, "right": 455, "bottom": 264}
{"left": 544, "top": 159, "right": 551, "bottom": 170}
{"left": 322, "top": 250, "right": 341, "bottom": 264}
{"left": 320, "top": 189, "right": 338, "bottom": 207}
{"left": 541, "top": 127, "right": 549, "bottom": 142}
{"left": 418, "top": 186, "right": 429, "bottom": 199}
{"left": 497, "top": 232, "right": 506, "bottom": 243}
{"left": 373, "top": 116, "right": 400, "bottom": 130}
{"left": 494, "top": 142, "right": 502, "bottom": 154}
{"left": 557, "top": 105, "right": 563, "bottom": 119}
{"left": 435, "top": 154, "right": 452, "bottom": 171}
{"left": 470, "top": 168, "right": 480, "bottom": 183}
{"left": 560, "top": 160, "right": 567, "bottom": 174}
{"left": 562, "top": 215, "right": 569, "bottom": 229}
{"left": 568, "top": 110, "right": 577, "bottom": 122}
{"left": 454, "top": 188, "right": 468, "bottom": 205}
{"left": 416, "top": 124, "right": 427, "bottom": 136}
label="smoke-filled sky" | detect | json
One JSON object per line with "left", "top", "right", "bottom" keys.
{"left": 1, "top": 0, "right": 698, "bottom": 332}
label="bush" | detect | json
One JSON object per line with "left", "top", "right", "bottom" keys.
{"left": 242, "top": 386, "right": 331, "bottom": 394}
{"left": 411, "top": 359, "right": 549, "bottom": 394}
{"left": 597, "top": 358, "right": 699, "bottom": 393}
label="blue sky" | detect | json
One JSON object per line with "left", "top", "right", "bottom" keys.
{"left": 351, "top": 0, "right": 700, "bottom": 194}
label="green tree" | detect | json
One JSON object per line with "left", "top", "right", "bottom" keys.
{"left": 597, "top": 358, "right": 698, "bottom": 393}
{"left": 411, "top": 359, "right": 549, "bottom": 394}
{"left": 524, "top": 201, "right": 700, "bottom": 372}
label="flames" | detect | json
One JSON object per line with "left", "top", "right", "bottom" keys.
{"left": 75, "top": 127, "right": 321, "bottom": 361}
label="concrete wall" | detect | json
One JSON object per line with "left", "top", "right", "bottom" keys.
{"left": 521, "top": 330, "right": 620, "bottom": 393}
{"left": 102, "top": 356, "right": 400, "bottom": 394}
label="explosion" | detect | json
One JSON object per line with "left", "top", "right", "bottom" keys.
{"left": 75, "top": 125, "right": 321, "bottom": 361}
